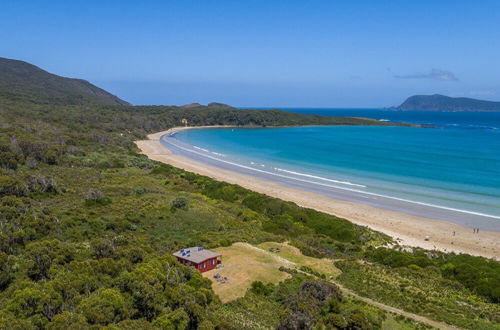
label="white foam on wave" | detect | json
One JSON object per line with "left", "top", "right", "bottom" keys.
{"left": 193, "top": 145, "right": 226, "bottom": 156}
{"left": 193, "top": 146, "right": 210, "bottom": 153}
{"left": 163, "top": 137, "right": 500, "bottom": 220}
{"left": 251, "top": 161, "right": 266, "bottom": 167}
{"left": 274, "top": 167, "right": 366, "bottom": 188}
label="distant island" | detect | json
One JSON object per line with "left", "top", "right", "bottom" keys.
{"left": 393, "top": 94, "right": 500, "bottom": 112}
{"left": 180, "top": 102, "right": 235, "bottom": 109}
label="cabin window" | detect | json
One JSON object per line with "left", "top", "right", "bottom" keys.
{"left": 201, "top": 263, "right": 206, "bottom": 269}
{"left": 210, "top": 259, "right": 215, "bottom": 265}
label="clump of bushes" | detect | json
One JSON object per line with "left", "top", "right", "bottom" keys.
{"left": 85, "top": 188, "right": 111, "bottom": 205}
{"left": 28, "top": 175, "right": 58, "bottom": 194}
{"left": 299, "top": 265, "right": 327, "bottom": 279}
{"left": 170, "top": 197, "right": 188, "bottom": 211}
{"left": 250, "top": 281, "right": 274, "bottom": 296}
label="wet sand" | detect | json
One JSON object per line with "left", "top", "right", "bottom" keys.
{"left": 136, "top": 127, "right": 500, "bottom": 259}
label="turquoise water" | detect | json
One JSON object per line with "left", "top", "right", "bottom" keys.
{"left": 171, "top": 111, "right": 500, "bottom": 227}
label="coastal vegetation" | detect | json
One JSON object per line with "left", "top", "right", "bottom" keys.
{"left": 0, "top": 60, "right": 499, "bottom": 329}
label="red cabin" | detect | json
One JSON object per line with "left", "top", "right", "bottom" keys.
{"left": 173, "top": 247, "right": 221, "bottom": 272}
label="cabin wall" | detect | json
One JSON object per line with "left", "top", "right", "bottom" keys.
{"left": 197, "top": 257, "right": 218, "bottom": 272}
{"left": 176, "top": 256, "right": 219, "bottom": 272}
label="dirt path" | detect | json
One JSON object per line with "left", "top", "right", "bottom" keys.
{"left": 335, "top": 283, "right": 460, "bottom": 330}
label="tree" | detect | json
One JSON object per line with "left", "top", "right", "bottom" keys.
{"left": 104, "top": 319, "right": 158, "bottom": 329}
{"left": 24, "top": 240, "right": 74, "bottom": 281}
{"left": 0, "top": 252, "right": 13, "bottom": 289}
{"left": 78, "top": 288, "right": 132, "bottom": 325}
{"left": 7, "top": 284, "right": 62, "bottom": 322}
{"left": 153, "top": 308, "right": 189, "bottom": 330}
{"left": 47, "top": 312, "right": 89, "bottom": 330}
{"left": 91, "top": 238, "right": 115, "bottom": 259}
{"left": 0, "top": 310, "right": 36, "bottom": 330}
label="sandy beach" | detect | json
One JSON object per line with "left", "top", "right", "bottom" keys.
{"left": 136, "top": 127, "right": 500, "bottom": 259}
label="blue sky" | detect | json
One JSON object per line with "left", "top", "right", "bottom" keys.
{"left": 1, "top": 0, "right": 499, "bottom": 107}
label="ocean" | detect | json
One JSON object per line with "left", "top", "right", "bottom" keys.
{"left": 162, "top": 109, "right": 500, "bottom": 230}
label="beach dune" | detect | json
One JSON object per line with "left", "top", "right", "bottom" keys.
{"left": 136, "top": 127, "right": 500, "bottom": 259}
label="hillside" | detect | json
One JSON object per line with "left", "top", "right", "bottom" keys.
{"left": 0, "top": 57, "right": 130, "bottom": 105}
{"left": 395, "top": 94, "right": 500, "bottom": 111}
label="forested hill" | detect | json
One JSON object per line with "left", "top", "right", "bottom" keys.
{"left": 0, "top": 57, "right": 130, "bottom": 106}
{"left": 395, "top": 94, "right": 500, "bottom": 111}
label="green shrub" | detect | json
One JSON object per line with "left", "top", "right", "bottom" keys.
{"left": 171, "top": 197, "right": 188, "bottom": 211}
{"left": 250, "top": 281, "right": 274, "bottom": 296}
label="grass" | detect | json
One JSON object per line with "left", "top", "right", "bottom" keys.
{"left": 202, "top": 243, "right": 292, "bottom": 302}
{"left": 202, "top": 241, "right": 342, "bottom": 302}
{"left": 382, "top": 315, "right": 434, "bottom": 330}
{"left": 257, "top": 241, "right": 341, "bottom": 278}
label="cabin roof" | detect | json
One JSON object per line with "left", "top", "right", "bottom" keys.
{"left": 173, "top": 247, "right": 220, "bottom": 264}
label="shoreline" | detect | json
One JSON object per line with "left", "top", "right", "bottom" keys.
{"left": 136, "top": 126, "right": 500, "bottom": 259}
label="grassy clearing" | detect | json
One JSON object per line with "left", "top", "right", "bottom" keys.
{"left": 257, "top": 241, "right": 341, "bottom": 277}
{"left": 202, "top": 243, "right": 291, "bottom": 302}
{"left": 202, "top": 241, "right": 341, "bottom": 302}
